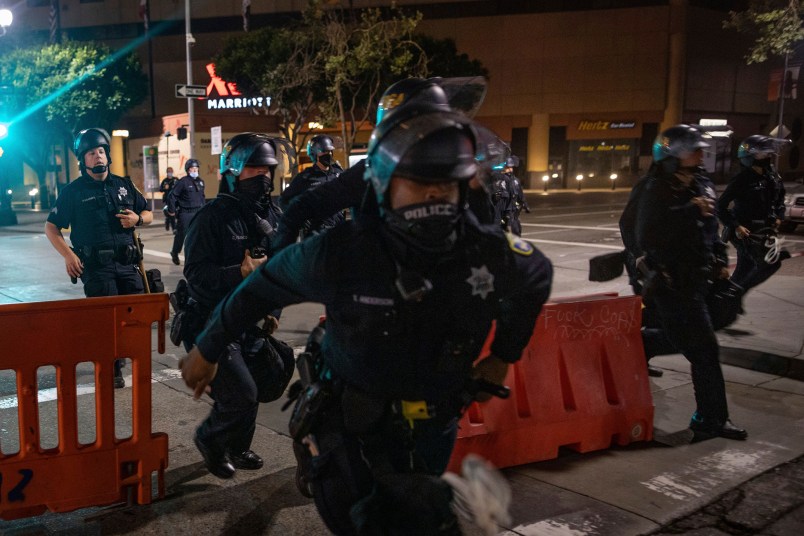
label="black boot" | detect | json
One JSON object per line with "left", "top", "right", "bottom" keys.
{"left": 689, "top": 412, "right": 747, "bottom": 442}
{"left": 194, "top": 433, "right": 235, "bottom": 479}
{"left": 229, "top": 450, "right": 263, "bottom": 470}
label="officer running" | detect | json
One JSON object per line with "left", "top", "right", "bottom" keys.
{"left": 717, "top": 135, "right": 790, "bottom": 295}
{"left": 45, "top": 128, "right": 153, "bottom": 388}
{"left": 637, "top": 124, "right": 747, "bottom": 442}
{"left": 181, "top": 133, "right": 290, "bottom": 479}
{"left": 181, "top": 105, "right": 552, "bottom": 535}
{"left": 167, "top": 158, "right": 206, "bottom": 265}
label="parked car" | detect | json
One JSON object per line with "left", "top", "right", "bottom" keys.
{"left": 781, "top": 186, "right": 804, "bottom": 232}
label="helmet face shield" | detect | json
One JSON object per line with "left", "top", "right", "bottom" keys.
{"left": 220, "top": 133, "right": 295, "bottom": 192}
{"left": 376, "top": 76, "right": 488, "bottom": 125}
{"left": 738, "top": 135, "right": 790, "bottom": 165}
{"left": 652, "top": 124, "right": 711, "bottom": 162}
{"left": 366, "top": 110, "right": 478, "bottom": 208}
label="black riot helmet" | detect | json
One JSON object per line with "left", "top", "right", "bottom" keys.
{"left": 74, "top": 128, "right": 112, "bottom": 172}
{"left": 306, "top": 135, "right": 336, "bottom": 161}
{"left": 365, "top": 108, "right": 478, "bottom": 209}
{"left": 184, "top": 158, "right": 200, "bottom": 172}
{"left": 219, "top": 132, "right": 280, "bottom": 192}
{"left": 738, "top": 135, "right": 788, "bottom": 167}
{"left": 376, "top": 76, "right": 489, "bottom": 127}
{"left": 653, "top": 124, "right": 710, "bottom": 163}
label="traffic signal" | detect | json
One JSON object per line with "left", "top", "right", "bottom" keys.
{"left": 176, "top": 126, "right": 187, "bottom": 140}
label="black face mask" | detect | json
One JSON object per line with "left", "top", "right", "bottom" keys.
{"left": 237, "top": 174, "right": 273, "bottom": 201}
{"left": 317, "top": 153, "right": 333, "bottom": 167}
{"left": 384, "top": 201, "right": 461, "bottom": 255}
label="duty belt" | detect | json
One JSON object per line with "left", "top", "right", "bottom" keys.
{"left": 73, "top": 243, "right": 141, "bottom": 266}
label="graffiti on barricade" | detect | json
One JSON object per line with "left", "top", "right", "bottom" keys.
{"left": 540, "top": 302, "right": 639, "bottom": 343}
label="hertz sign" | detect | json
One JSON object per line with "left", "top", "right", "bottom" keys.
{"left": 577, "top": 120, "right": 636, "bottom": 131}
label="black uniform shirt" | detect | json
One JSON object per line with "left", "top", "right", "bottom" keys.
{"left": 196, "top": 213, "right": 553, "bottom": 403}
{"left": 280, "top": 162, "right": 346, "bottom": 232}
{"left": 637, "top": 169, "right": 726, "bottom": 286}
{"left": 47, "top": 173, "right": 148, "bottom": 249}
{"left": 716, "top": 165, "right": 786, "bottom": 230}
{"left": 183, "top": 192, "right": 281, "bottom": 311}
{"left": 167, "top": 174, "right": 206, "bottom": 213}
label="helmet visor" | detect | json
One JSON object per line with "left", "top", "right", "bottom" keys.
{"left": 437, "top": 76, "right": 488, "bottom": 119}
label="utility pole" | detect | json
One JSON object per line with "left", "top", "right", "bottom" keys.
{"left": 185, "top": 0, "right": 196, "bottom": 159}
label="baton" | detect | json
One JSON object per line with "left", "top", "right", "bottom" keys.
{"left": 134, "top": 231, "right": 151, "bottom": 294}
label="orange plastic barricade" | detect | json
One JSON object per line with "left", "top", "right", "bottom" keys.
{"left": 0, "top": 294, "right": 169, "bottom": 520}
{"left": 448, "top": 294, "right": 653, "bottom": 471}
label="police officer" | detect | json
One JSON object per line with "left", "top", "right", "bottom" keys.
{"left": 181, "top": 108, "right": 553, "bottom": 534}
{"left": 637, "top": 124, "right": 747, "bottom": 442}
{"left": 506, "top": 156, "right": 530, "bottom": 236}
{"left": 717, "top": 135, "right": 789, "bottom": 294}
{"left": 159, "top": 166, "right": 177, "bottom": 232}
{"left": 279, "top": 134, "right": 345, "bottom": 240}
{"left": 491, "top": 165, "right": 514, "bottom": 232}
{"left": 272, "top": 77, "right": 495, "bottom": 254}
{"left": 182, "top": 133, "right": 286, "bottom": 479}
{"left": 45, "top": 128, "right": 153, "bottom": 388}
{"left": 167, "top": 158, "right": 206, "bottom": 265}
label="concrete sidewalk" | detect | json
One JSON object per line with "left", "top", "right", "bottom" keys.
{"left": 1, "top": 208, "right": 803, "bottom": 535}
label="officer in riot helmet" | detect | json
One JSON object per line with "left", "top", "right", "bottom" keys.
{"left": 717, "top": 135, "right": 789, "bottom": 295}
{"left": 504, "top": 155, "right": 529, "bottom": 236}
{"left": 637, "top": 124, "right": 747, "bottom": 442}
{"left": 180, "top": 132, "right": 293, "bottom": 479}
{"left": 271, "top": 76, "right": 490, "bottom": 253}
{"left": 279, "top": 134, "right": 345, "bottom": 240}
{"left": 167, "top": 158, "right": 206, "bottom": 265}
{"left": 45, "top": 127, "right": 153, "bottom": 388}
{"left": 180, "top": 108, "right": 552, "bottom": 534}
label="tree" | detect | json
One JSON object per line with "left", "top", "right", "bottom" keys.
{"left": 0, "top": 41, "right": 146, "bottom": 207}
{"left": 214, "top": 0, "right": 488, "bottom": 165}
{"left": 214, "top": 21, "right": 330, "bottom": 175}
{"left": 318, "top": 4, "right": 427, "bottom": 157}
{"left": 724, "top": 0, "right": 804, "bottom": 63}
{"left": 416, "top": 34, "right": 488, "bottom": 79}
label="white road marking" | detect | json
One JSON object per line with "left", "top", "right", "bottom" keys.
{"left": 640, "top": 448, "right": 772, "bottom": 501}
{"left": 522, "top": 223, "right": 621, "bottom": 231}
{"left": 522, "top": 238, "right": 624, "bottom": 251}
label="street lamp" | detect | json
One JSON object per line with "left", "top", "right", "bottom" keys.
{"left": 29, "top": 187, "right": 38, "bottom": 209}
{"left": 542, "top": 174, "right": 549, "bottom": 192}
{"left": 164, "top": 131, "right": 173, "bottom": 170}
{"left": 610, "top": 173, "right": 618, "bottom": 190}
{"left": 0, "top": 9, "right": 12, "bottom": 36}
{"left": 576, "top": 174, "right": 583, "bottom": 191}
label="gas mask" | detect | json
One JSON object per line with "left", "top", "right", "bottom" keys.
{"left": 384, "top": 201, "right": 461, "bottom": 254}
{"left": 317, "top": 153, "right": 333, "bottom": 167}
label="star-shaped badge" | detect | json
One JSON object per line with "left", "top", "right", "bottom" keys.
{"left": 466, "top": 265, "right": 495, "bottom": 300}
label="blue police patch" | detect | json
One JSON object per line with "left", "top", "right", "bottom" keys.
{"left": 506, "top": 233, "right": 533, "bottom": 256}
